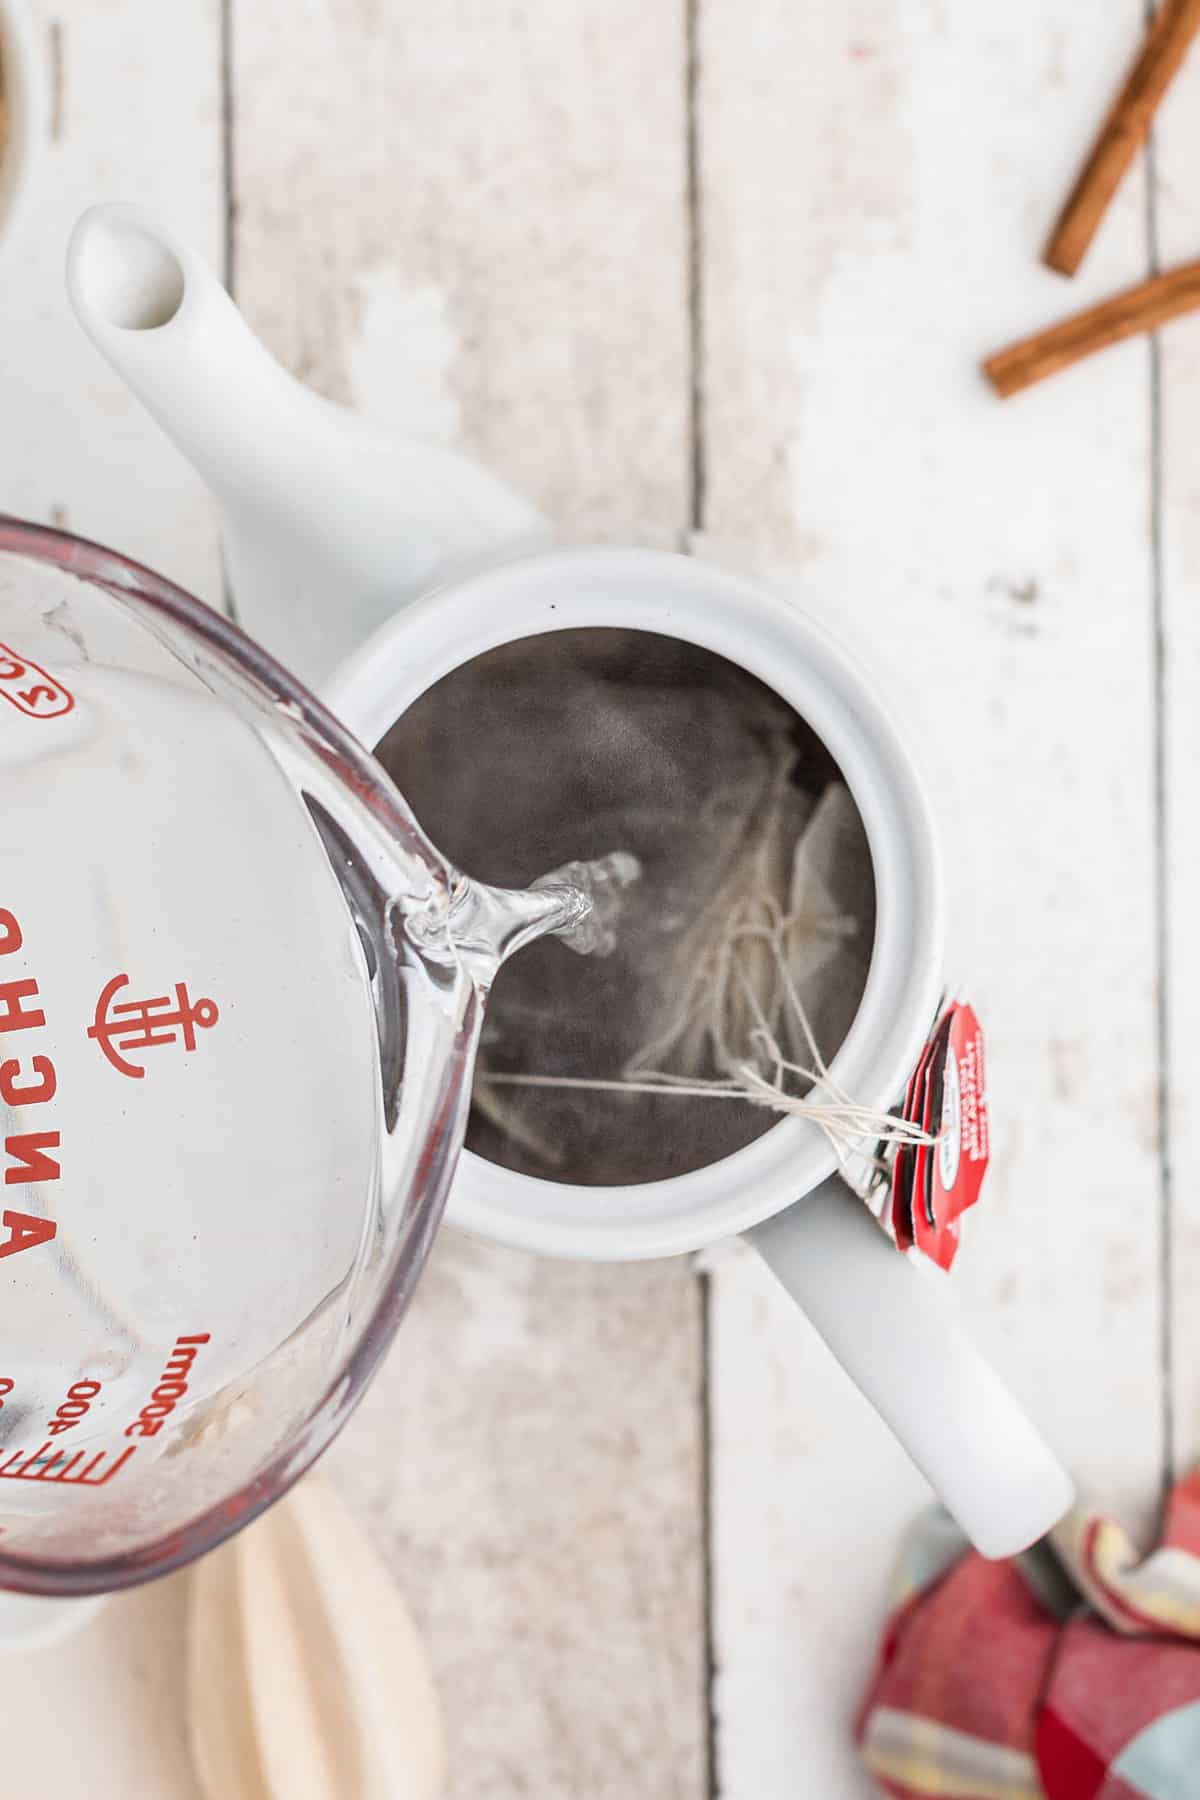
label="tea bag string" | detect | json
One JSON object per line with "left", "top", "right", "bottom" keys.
{"left": 635, "top": 892, "right": 936, "bottom": 1167}
{"left": 484, "top": 889, "right": 935, "bottom": 1169}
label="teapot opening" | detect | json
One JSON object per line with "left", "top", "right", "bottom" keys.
{"left": 375, "top": 626, "right": 879, "bottom": 1188}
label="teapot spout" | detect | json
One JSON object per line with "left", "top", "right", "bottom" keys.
{"left": 66, "top": 205, "right": 545, "bottom": 691}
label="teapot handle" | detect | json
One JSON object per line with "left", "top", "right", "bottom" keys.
{"left": 747, "top": 1180, "right": 1074, "bottom": 1559}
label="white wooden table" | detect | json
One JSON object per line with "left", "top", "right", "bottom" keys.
{"left": 1, "top": 3, "right": 1194, "bottom": 1794}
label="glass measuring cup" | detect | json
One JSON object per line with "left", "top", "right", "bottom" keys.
{"left": 0, "top": 517, "right": 630, "bottom": 1595}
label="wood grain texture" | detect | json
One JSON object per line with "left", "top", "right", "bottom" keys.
{"left": 330, "top": 1238, "right": 706, "bottom": 1798}
{"left": 229, "top": 6, "right": 706, "bottom": 1796}
{"left": 0, "top": 6, "right": 1183, "bottom": 1798}
{"left": 984, "top": 261, "right": 1200, "bottom": 398}
{"left": 697, "top": 3, "right": 1164, "bottom": 1792}
{"left": 1043, "top": 0, "right": 1200, "bottom": 276}
{"left": 0, "top": 0, "right": 223, "bottom": 605}
{"left": 1147, "top": 27, "right": 1200, "bottom": 1490}
{"left": 231, "top": 0, "right": 692, "bottom": 538}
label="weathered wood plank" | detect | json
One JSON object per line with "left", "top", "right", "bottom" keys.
{"left": 698, "top": 4, "right": 1163, "bottom": 1792}
{"left": 232, "top": 0, "right": 692, "bottom": 536}
{"left": 331, "top": 1240, "right": 705, "bottom": 1797}
{"left": 0, "top": 0, "right": 223, "bottom": 604}
{"left": 231, "top": 6, "right": 705, "bottom": 1795}
{"left": 1150, "top": 29, "right": 1200, "bottom": 1489}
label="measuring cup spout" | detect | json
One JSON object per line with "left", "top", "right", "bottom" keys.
{"left": 66, "top": 204, "right": 545, "bottom": 693}
{"left": 420, "top": 851, "right": 640, "bottom": 994}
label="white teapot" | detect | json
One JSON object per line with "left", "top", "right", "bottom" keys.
{"left": 62, "top": 204, "right": 1073, "bottom": 1564}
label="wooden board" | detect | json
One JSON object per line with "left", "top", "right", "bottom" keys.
{"left": 697, "top": 4, "right": 1166, "bottom": 1792}
{"left": 330, "top": 1241, "right": 705, "bottom": 1796}
{"left": 229, "top": 5, "right": 708, "bottom": 1796}
{"left": 230, "top": 0, "right": 692, "bottom": 536}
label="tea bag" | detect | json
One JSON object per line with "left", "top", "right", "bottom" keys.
{"left": 782, "top": 783, "right": 874, "bottom": 1069}
{"left": 624, "top": 742, "right": 816, "bottom": 1081}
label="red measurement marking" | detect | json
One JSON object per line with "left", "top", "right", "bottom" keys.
{"left": 0, "top": 1210, "right": 57, "bottom": 1259}
{"left": 44, "top": 1378, "right": 102, "bottom": 1436}
{"left": 0, "top": 909, "right": 63, "bottom": 1260}
{"left": 87, "top": 976, "right": 219, "bottom": 1080}
{"left": 0, "top": 1442, "right": 135, "bottom": 1487}
{"left": 0, "top": 643, "right": 74, "bottom": 720}
{"left": 126, "top": 1333, "right": 210, "bottom": 1439}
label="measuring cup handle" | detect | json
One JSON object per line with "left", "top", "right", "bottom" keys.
{"left": 747, "top": 1180, "right": 1074, "bottom": 1559}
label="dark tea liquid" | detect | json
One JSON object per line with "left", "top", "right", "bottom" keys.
{"left": 376, "top": 628, "right": 875, "bottom": 1186}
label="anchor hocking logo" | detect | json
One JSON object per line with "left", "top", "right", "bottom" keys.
{"left": 87, "top": 974, "right": 220, "bottom": 1079}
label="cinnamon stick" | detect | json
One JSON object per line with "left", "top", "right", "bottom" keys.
{"left": 984, "top": 261, "right": 1200, "bottom": 397}
{"left": 1044, "top": 0, "right": 1200, "bottom": 277}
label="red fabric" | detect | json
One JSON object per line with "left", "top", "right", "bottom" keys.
{"left": 1038, "top": 1617, "right": 1200, "bottom": 1793}
{"left": 858, "top": 1472, "right": 1200, "bottom": 1800}
{"left": 1163, "top": 1470, "right": 1200, "bottom": 1557}
{"left": 1077, "top": 1519, "right": 1172, "bottom": 1635}
{"left": 860, "top": 1554, "right": 1058, "bottom": 1753}
{"left": 1034, "top": 1704, "right": 1109, "bottom": 1800}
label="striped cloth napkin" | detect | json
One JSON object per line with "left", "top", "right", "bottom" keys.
{"left": 857, "top": 1472, "right": 1200, "bottom": 1799}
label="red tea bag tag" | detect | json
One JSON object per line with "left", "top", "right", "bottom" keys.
{"left": 928, "top": 1001, "right": 990, "bottom": 1227}
{"left": 912, "top": 1016, "right": 954, "bottom": 1268}
{"left": 888, "top": 1031, "right": 938, "bottom": 1251}
{"left": 889, "top": 1139, "right": 914, "bottom": 1251}
{"left": 914, "top": 1016, "right": 953, "bottom": 1225}
{"left": 890, "top": 1000, "right": 990, "bottom": 1271}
